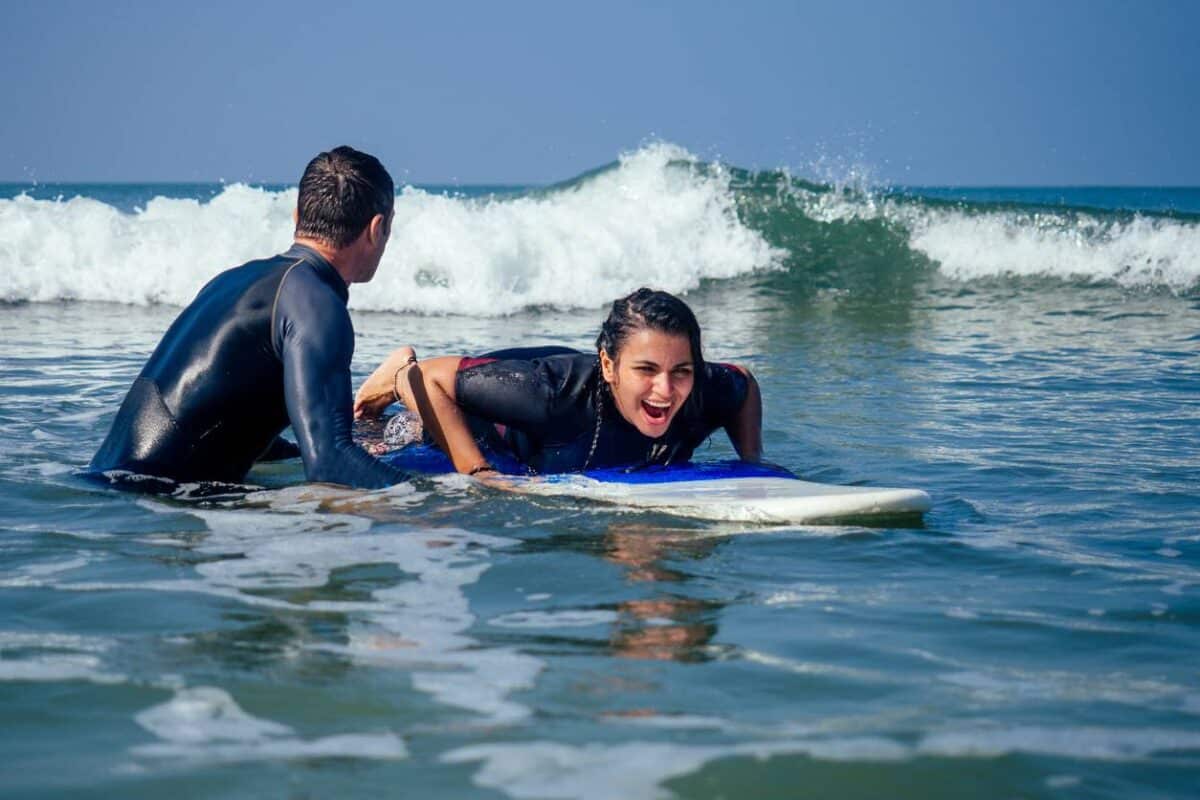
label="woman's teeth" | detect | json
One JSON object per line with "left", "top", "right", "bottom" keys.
{"left": 642, "top": 400, "right": 670, "bottom": 420}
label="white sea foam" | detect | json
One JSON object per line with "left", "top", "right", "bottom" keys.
{"left": 489, "top": 610, "right": 619, "bottom": 629}
{"left": 0, "top": 185, "right": 294, "bottom": 306}
{"left": 7, "top": 145, "right": 1193, "bottom": 309}
{"left": 130, "top": 686, "right": 407, "bottom": 765}
{"left": 908, "top": 209, "right": 1200, "bottom": 289}
{"left": 0, "top": 630, "right": 124, "bottom": 684}
{"left": 443, "top": 722, "right": 1200, "bottom": 800}
{"left": 0, "top": 144, "right": 782, "bottom": 314}
{"left": 0, "top": 553, "right": 94, "bottom": 588}
{"left": 446, "top": 721, "right": 1200, "bottom": 799}
{"left": 938, "top": 668, "right": 1191, "bottom": 710}
{"left": 794, "top": 185, "right": 1200, "bottom": 290}
{"left": 0, "top": 631, "right": 112, "bottom": 651}
{"left": 319, "top": 528, "right": 543, "bottom": 724}
{"left": 0, "top": 654, "right": 123, "bottom": 684}
{"left": 443, "top": 738, "right": 908, "bottom": 800}
{"left": 918, "top": 725, "right": 1200, "bottom": 761}
{"left": 739, "top": 648, "right": 892, "bottom": 683}
{"left": 760, "top": 582, "right": 839, "bottom": 606}
{"left": 137, "top": 490, "right": 541, "bottom": 726}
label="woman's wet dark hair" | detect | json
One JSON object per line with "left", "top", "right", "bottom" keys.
{"left": 595, "top": 287, "right": 705, "bottom": 371}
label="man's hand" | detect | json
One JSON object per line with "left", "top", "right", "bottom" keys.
{"left": 354, "top": 346, "right": 417, "bottom": 419}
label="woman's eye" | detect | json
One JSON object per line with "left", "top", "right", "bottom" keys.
{"left": 673, "top": 368, "right": 693, "bottom": 377}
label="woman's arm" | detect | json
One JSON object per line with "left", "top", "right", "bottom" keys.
{"left": 724, "top": 366, "right": 763, "bottom": 463}
{"left": 357, "top": 347, "right": 564, "bottom": 476}
{"left": 393, "top": 356, "right": 495, "bottom": 475}
{"left": 355, "top": 348, "right": 493, "bottom": 474}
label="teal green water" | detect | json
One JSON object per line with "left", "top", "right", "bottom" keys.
{"left": 1, "top": 170, "right": 1199, "bottom": 798}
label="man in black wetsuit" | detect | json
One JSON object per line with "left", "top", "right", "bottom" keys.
{"left": 90, "top": 146, "right": 404, "bottom": 489}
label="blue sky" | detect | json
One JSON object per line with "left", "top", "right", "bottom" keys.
{"left": 3, "top": 0, "right": 1197, "bottom": 185}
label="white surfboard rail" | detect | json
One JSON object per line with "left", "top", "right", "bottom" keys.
{"left": 510, "top": 474, "right": 932, "bottom": 524}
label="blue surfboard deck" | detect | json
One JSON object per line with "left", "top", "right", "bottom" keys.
{"left": 382, "top": 445, "right": 795, "bottom": 482}
{"left": 381, "top": 445, "right": 931, "bottom": 524}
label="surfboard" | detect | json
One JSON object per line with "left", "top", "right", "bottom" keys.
{"left": 380, "top": 446, "right": 931, "bottom": 524}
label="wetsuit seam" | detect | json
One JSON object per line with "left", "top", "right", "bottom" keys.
{"left": 270, "top": 258, "right": 307, "bottom": 360}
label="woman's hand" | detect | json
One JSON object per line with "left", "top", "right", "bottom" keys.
{"left": 354, "top": 346, "right": 417, "bottom": 419}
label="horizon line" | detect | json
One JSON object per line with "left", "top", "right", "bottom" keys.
{"left": 3, "top": 180, "right": 1200, "bottom": 190}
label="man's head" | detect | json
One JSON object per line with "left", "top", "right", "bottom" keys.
{"left": 295, "top": 146, "right": 394, "bottom": 282}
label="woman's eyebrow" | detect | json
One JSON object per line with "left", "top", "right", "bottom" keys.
{"left": 630, "top": 358, "right": 694, "bottom": 368}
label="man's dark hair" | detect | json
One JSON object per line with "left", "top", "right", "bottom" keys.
{"left": 295, "top": 146, "right": 394, "bottom": 249}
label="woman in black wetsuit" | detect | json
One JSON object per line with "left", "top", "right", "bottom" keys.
{"left": 354, "top": 288, "right": 762, "bottom": 475}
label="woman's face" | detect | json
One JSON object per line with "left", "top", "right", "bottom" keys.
{"left": 600, "top": 328, "right": 695, "bottom": 438}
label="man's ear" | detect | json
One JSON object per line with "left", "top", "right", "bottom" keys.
{"left": 599, "top": 348, "right": 616, "bottom": 384}
{"left": 292, "top": 207, "right": 299, "bottom": 227}
{"left": 368, "top": 213, "right": 387, "bottom": 245}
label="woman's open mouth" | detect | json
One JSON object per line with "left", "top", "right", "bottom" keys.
{"left": 641, "top": 399, "right": 672, "bottom": 425}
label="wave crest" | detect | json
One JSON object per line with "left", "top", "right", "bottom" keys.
{"left": 908, "top": 208, "right": 1200, "bottom": 289}
{"left": 3, "top": 145, "right": 1197, "bottom": 311}
{"left": 0, "top": 144, "right": 783, "bottom": 314}
{"left": 774, "top": 180, "right": 1200, "bottom": 291}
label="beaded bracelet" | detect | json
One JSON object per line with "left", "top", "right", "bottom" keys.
{"left": 391, "top": 355, "right": 418, "bottom": 402}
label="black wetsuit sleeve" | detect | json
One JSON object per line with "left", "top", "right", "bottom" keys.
{"left": 275, "top": 271, "right": 405, "bottom": 489}
{"left": 455, "top": 359, "right": 560, "bottom": 430}
{"left": 701, "top": 363, "right": 751, "bottom": 429}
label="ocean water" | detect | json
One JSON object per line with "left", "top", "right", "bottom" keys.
{"left": 1, "top": 144, "right": 1198, "bottom": 799}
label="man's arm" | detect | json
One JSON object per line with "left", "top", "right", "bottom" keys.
{"left": 277, "top": 274, "right": 406, "bottom": 489}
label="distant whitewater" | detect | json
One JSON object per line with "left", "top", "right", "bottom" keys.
{"left": 1, "top": 143, "right": 1198, "bottom": 312}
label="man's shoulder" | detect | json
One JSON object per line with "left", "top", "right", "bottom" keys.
{"left": 277, "top": 260, "right": 351, "bottom": 320}
{"left": 199, "top": 252, "right": 293, "bottom": 293}
{"left": 274, "top": 259, "right": 353, "bottom": 351}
